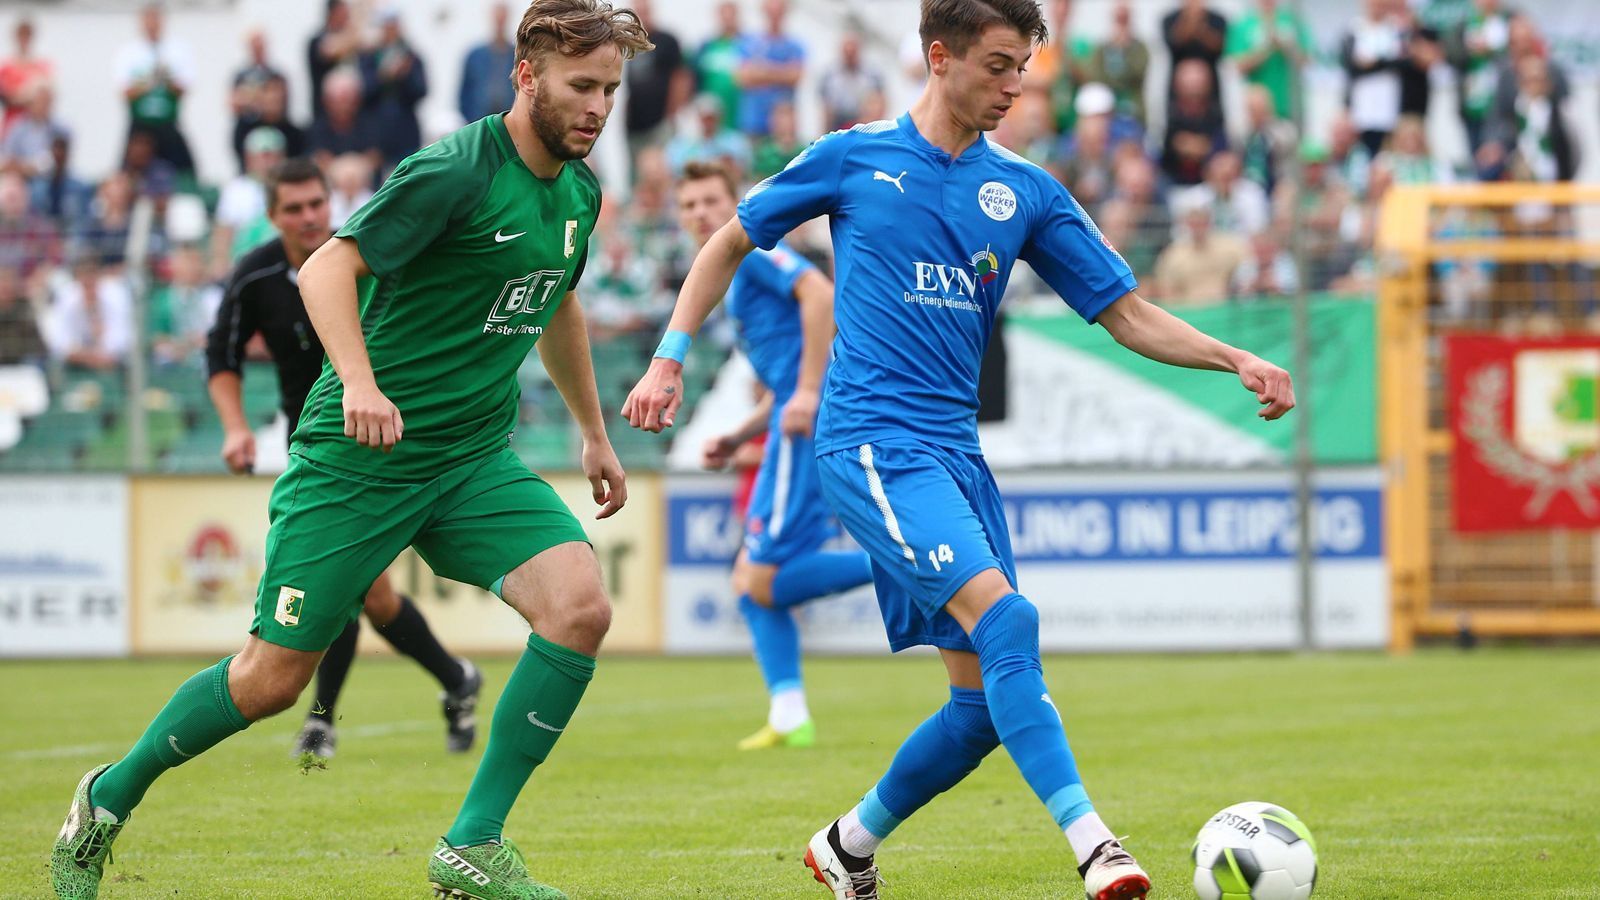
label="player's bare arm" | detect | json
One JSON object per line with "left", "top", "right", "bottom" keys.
{"left": 622, "top": 214, "right": 756, "bottom": 432}
{"left": 298, "top": 235, "right": 404, "bottom": 450}
{"left": 539, "top": 291, "right": 627, "bottom": 519}
{"left": 704, "top": 390, "right": 775, "bottom": 470}
{"left": 1096, "top": 291, "right": 1296, "bottom": 420}
{"left": 779, "top": 269, "right": 834, "bottom": 439}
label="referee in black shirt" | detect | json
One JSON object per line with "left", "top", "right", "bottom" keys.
{"left": 206, "top": 158, "right": 482, "bottom": 759}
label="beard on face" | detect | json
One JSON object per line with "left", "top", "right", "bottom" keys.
{"left": 529, "top": 78, "right": 598, "bottom": 162}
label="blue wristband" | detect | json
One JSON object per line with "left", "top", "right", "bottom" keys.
{"left": 654, "top": 330, "right": 692, "bottom": 364}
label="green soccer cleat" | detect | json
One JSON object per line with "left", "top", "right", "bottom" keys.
{"left": 428, "top": 837, "right": 567, "bottom": 900}
{"left": 737, "top": 719, "right": 817, "bottom": 750}
{"left": 50, "top": 764, "right": 124, "bottom": 900}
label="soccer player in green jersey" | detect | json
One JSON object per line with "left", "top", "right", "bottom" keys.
{"left": 51, "top": 3, "right": 651, "bottom": 898}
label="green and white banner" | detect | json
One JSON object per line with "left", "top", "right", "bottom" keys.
{"left": 984, "top": 296, "right": 1376, "bottom": 469}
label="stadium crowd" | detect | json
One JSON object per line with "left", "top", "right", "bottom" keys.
{"left": 0, "top": 0, "right": 1582, "bottom": 462}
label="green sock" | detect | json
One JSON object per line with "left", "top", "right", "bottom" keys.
{"left": 90, "top": 656, "right": 251, "bottom": 820}
{"left": 445, "top": 633, "right": 595, "bottom": 847}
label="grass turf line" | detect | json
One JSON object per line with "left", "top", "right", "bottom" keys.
{"left": 1, "top": 648, "right": 1595, "bottom": 898}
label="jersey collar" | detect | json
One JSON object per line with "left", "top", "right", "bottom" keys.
{"left": 896, "top": 112, "right": 991, "bottom": 165}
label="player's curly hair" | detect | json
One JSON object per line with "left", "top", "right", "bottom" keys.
{"left": 514, "top": 0, "right": 655, "bottom": 76}
{"left": 919, "top": 0, "right": 1049, "bottom": 62}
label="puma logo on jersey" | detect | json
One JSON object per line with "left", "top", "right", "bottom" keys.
{"left": 873, "top": 170, "right": 907, "bottom": 193}
{"left": 494, "top": 229, "right": 527, "bottom": 243}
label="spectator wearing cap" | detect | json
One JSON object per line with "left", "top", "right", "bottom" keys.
{"left": 1162, "top": 0, "right": 1227, "bottom": 110}
{"left": 694, "top": 1, "right": 745, "bottom": 139}
{"left": 114, "top": 3, "right": 196, "bottom": 175}
{"left": 1160, "top": 59, "right": 1226, "bottom": 188}
{"left": 231, "top": 74, "right": 305, "bottom": 173}
{"left": 0, "top": 170, "right": 58, "bottom": 282}
{"left": 665, "top": 93, "right": 751, "bottom": 178}
{"left": 45, "top": 255, "right": 134, "bottom": 372}
{"left": 0, "top": 18, "right": 51, "bottom": 133}
{"left": 820, "top": 33, "right": 886, "bottom": 131}
{"left": 736, "top": 0, "right": 805, "bottom": 137}
{"left": 0, "top": 81, "right": 67, "bottom": 179}
{"left": 1053, "top": 85, "right": 1118, "bottom": 210}
{"left": 1274, "top": 142, "right": 1354, "bottom": 290}
{"left": 1084, "top": 0, "right": 1148, "bottom": 133}
{"left": 624, "top": 0, "right": 690, "bottom": 166}
{"left": 29, "top": 131, "right": 92, "bottom": 225}
{"left": 310, "top": 67, "right": 382, "bottom": 174}
{"left": 308, "top": 0, "right": 362, "bottom": 120}
{"left": 460, "top": 2, "right": 516, "bottom": 123}
{"left": 1225, "top": 0, "right": 1311, "bottom": 121}
{"left": 1152, "top": 196, "right": 1247, "bottom": 306}
{"left": 360, "top": 7, "right": 428, "bottom": 170}
{"left": 210, "top": 127, "right": 285, "bottom": 275}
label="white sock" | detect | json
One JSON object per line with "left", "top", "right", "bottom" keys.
{"left": 768, "top": 687, "right": 810, "bottom": 733}
{"left": 838, "top": 806, "right": 884, "bottom": 858}
{"left": 93, "top": 806, "right": 121, "bottom": 825}
{"left": 1064, "top": 811, "right": 1115, "bottom": 866}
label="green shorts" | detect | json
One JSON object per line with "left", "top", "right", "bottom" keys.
{"left": 250, "top": 446, "right": 589, "bottom": 651}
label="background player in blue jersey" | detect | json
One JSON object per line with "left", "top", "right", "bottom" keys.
{"left": 675, "top": 161, "right": 872, "bottom": 750}
{"left": 626, "top": 1, "right": 1294, "bottom": 898}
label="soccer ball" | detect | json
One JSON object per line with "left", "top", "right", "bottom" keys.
{"left": 1192, "top": 801, "right": 1318, "bottom": 899}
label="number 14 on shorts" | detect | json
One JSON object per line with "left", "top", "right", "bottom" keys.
{"left": 927, "top": 543, "right": 955, "bottom": 572}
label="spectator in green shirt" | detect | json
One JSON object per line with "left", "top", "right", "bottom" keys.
{"left": 1225, "top": 0, "right": 1312, "bottom": 121}
{"left": 694, "top": 1, "right": 744, "bottom": 139}
{"left": 1085, "top": 0, "right": 1149, "bottom": 132}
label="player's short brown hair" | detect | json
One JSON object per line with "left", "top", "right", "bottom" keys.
{"left": 514, "top": 0, "right": 654, "bottom": 76}
{"left": 677, "top": 160, "right": 739, "bottom": 200}
{"left": 265, "top": 157, "right": 328, "bottom": 213}
{"left": 919, "top": 0, "right": 1048, "bottom": 63}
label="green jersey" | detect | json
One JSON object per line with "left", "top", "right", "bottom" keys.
{"left": 294, "top": 114, "right": 598, "bottom": 480}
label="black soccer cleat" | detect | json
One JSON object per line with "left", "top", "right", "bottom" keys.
{"left": 442, "top": 659, "right": 483, "bottom": 754}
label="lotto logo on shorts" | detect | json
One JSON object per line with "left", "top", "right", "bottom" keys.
{"left": 274, "top": 586, "right": 306, "bottom": 628}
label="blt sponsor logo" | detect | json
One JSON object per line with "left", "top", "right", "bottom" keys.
{"left": 485, "top": 270, "right": 566, "bottom": 335}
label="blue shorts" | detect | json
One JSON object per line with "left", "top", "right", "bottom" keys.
{"left": 817, "top": 438, "right": 1017, "bottom": 653}
{"left": 744, "top": 429, "right": 837, "bottom": 566}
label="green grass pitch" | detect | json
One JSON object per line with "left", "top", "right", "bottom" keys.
{"left": 2, "top": 648, "right": 1595, "bottom": 898}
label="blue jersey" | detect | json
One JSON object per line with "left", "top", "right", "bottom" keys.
{"left": 737, "top": 113, "right": 1137, "bottom": 455}
{"left": 726, "top": 240, "right": 816, "bottom": 404}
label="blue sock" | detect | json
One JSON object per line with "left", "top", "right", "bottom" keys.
{"left": 737, "top": 594, "right": 802, "bottom": 694}
{"left": 769, "top": 550, "right": 874, "bottom": 608}
{"left": 857, "top": 685, "right": 1000, "bottom": 839}
{"left": 970, "top": 593, "right": 1095, "bottom": 830}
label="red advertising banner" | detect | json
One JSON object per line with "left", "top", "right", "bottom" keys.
{"left": 1449, "top": 334, "right": 1600, "bottom": 532}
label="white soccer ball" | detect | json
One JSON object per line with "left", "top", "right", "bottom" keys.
{"left": 1192, "top": 801, "right": 1318, "bottom": 899}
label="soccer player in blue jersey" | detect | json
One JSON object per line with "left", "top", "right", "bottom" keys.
{"left": 626, "top": 1, "right": 1294, "bottom": 897}
{"left": 675, "top": 161, "right": 874, "bottom": 750}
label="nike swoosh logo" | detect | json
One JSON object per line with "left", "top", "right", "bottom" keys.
{"left": 167, "top": 735, "right": 194, "bottom": 759}
{"left": 527, "top": 711, "right": 565, "bottom": 732}
{"left": 494, "top": 229, "right": 526, "bottom": 243}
